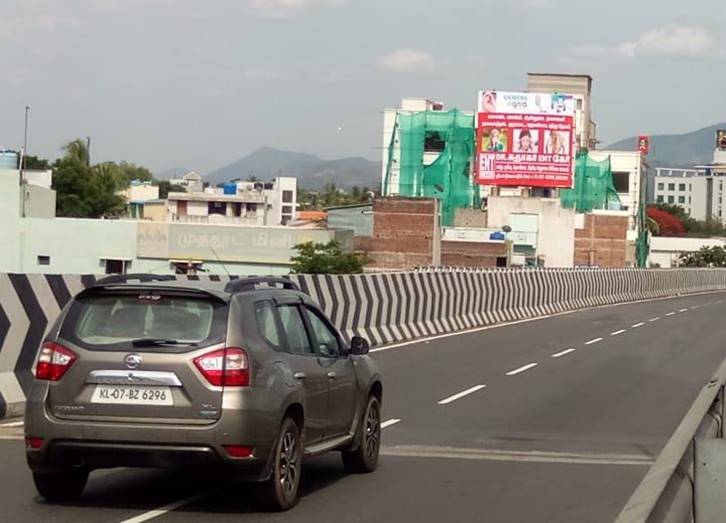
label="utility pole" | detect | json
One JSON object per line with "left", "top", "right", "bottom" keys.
{"left": 86, "top": 136, "right": 91, "bottom": 166}
{"left": 20, "top": 105, "right": 30, "bottom": 217}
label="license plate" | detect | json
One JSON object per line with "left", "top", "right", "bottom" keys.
{"left": 91, "top": 385, "right": 173, "bottom": 406}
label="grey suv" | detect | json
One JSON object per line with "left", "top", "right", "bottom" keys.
{"left": 25, "top": 275, "right": 383, "bottom": 511}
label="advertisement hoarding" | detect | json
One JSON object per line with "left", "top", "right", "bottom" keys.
{"left": 638, "top": 135, "right": 650, "bottom": 155}
{"left": 476, "top": 91, "right": 576, "bottom": 188}
{"left": 717, "top": 130, "right": 726, "bottom": 151}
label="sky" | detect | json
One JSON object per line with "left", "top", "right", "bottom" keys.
{"left": 0, "top": 0, "right": 725, "bottom": 174}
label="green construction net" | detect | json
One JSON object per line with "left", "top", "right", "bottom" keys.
{"left": 388, "top": 109, "right": 480, "bottom": 226}
{"left": 560, "top": 153, "right": 621, "bottom": 213}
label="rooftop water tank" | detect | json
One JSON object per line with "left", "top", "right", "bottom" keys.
{"left": 223, "top": 182, "right": 237, "bottom": 195}
{"left": 0, "top": 150, "right": 19, "bottom": 170}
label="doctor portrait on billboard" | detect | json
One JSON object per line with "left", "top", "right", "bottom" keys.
{"left": 514, "top": 128, "right": 538, "bottom": 153}
{"left": 480, "top": 91, "right": 497, "bottom": 113}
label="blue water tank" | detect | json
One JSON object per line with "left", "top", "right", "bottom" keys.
{"left": 0, "top": 150, "right": 19, "bottom": 170}
{"left": 223, "top": 182, "right": 237, "bottom": 195}
{"left": 489, "top": 231, "right": 506, "bottom": 240}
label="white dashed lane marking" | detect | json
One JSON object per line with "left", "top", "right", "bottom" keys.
{"left": 632, "top": 322, "right": 645, "bottom": 328}
{"left": 649, "top": 317, "right": 660, "bottom": 322}
{"left": 381, "top": 419, "right": 402, "bottom": 429}
{"left": 665, "top": 312, "right": 675, "bottom": 317}
{"left": 506, "top": 363, "right": 538, "bottom": 376}
{"left": 585, "top": 337, "right": 603, "bottom": 345}
{"left": 437, "top": 385, "right": 487, "bottom": 405}
{"left": 551, "top": 348, "right": 576, "bottom": 358}
{"left": 610, "top": 329, "right": 626, "bottom": 336}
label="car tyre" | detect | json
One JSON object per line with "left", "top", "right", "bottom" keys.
{"left": 257, "top": 417, "right": 302, "bottom": 511}
{"left": 342, "top": 395, "right": 381, "bottom": 473}
{"left": 33, "top": 469, "right": 89, "bottom": 502}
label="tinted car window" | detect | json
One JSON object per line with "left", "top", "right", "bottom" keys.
{"left": 255, "top": 301, "right": 281, "bottom": 348}
{"left": 305, "top": 307, "right": 341, "bottom": 358}
{"left": 277, "top": 305, "right": 312, "bottom": 355}
{"left": 62, "top": 291, "right": 227, "bottom": 351}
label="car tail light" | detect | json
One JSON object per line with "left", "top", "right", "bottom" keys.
{"left": 223, "top": 445, "right": 254, "bottom": 458}
{"left": 36, "top": 341, "right": 77, "bottom": 381}
{"left": 25, "top": 437, "right": 44, "bottom": 450}
{"left": 193, "top": 347, "right": 249, "bottom": 387}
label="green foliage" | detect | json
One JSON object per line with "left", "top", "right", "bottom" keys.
{"left": 22, "top": 155, "right": 50, "bottom": 170}
{"left": 157, "top": 180, "right": 185, "bottom": 199}
{"left": 52, "top": 139, "right": 126, "bottom": 218}
{"left": 679, "top": 246, "right": 726, "bottom": 267}
{"left": 652, "top": 203, "right": 726, "bottom": 237}
{"left": 290, "top": 241, "right": 366, "bottom": 274}
{"left": 298, "top": 183, "right": 374, "bottom": 210}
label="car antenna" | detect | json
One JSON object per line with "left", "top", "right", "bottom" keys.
{"left": 209, "top": 245, "right": 231, "bottom": 277}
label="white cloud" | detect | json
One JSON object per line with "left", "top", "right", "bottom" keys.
{"left": 378, "top": 49, "right": 435, "bottom": 73}
{"left": 247, "top": 0, "right": 345, "bottom": 17}
{"left": 617, "top": 25, "right": 712, "bottom": 58}
{"left": 569, "top": 25, "right": 715, "bottom": 62}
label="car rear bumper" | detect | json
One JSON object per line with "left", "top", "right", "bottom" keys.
{"left": 27, "top": 440, "right": 268, "bottom": 479}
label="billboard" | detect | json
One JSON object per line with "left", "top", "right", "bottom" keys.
{"left": 476, "top": 91, "right": 576, "bottom": 187}
{"left": 638, "top": 135, "right": 650, "bottom": 155}
{"left": 717, "top": 130, "right": 726, "bottom": 151}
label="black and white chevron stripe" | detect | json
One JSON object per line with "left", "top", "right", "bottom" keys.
{"left": 2, "top": 268, "right": 726, "bottom": 418}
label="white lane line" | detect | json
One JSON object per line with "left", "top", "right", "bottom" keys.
{"left": 631, "top": 322, "right": 645, "bottom": 328}
{"left": 381, "top": 418, "right": 402, "bottom": 429}
{"left": 118, "top": 492, "right": 211, "bottom": 523}
{"left": 610, "top": 329, "right": 626, "bottom": 336}
{"left": 679, "top": 308, "right": 688, "bottom": 313}
{"left": 665, "top": 312, "right": 675, "bottom": 317}
{"left": 649, "top": 317, "right": 661, "bottom": 322}
{"left": 437, "top": 385, "right": 487, "bottom": 405}
{"left": 585, "top": 337, "right": 603, "bottom": 345}
{"left": 551, "top": 348, "right": 576, "bottom": 358}
{"left": 691, "top": 306, "right": 700, "bottom": 310}
{"left": 0, "top": 421, "right": 23, "bottom": 428}
{"left": 506, "top": 363, "right": 538, "bottom": 376}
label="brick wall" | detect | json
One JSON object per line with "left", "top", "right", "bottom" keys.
{"left": 574, "top": 214, "right": 628, "bottom": 267}
{"left": 359, "top": 197, "right": 438, "bottom": 269}
{"left": 441, "top": 240, "right": 508, "bottom": 268}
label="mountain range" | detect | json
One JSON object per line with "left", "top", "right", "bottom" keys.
{"left": 204, "top": 147, "right": 381, "bottom": 190}
{"left": 606, "top": 122, "right": 725, "bottom": 168}
{"left": 155, "top": 123, "right": 725, "bottom": 189}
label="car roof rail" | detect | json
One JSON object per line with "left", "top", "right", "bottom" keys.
{"left": 224, "top": 277, "right": 300, "bottom": 294}
{"left": 95, "top": 274, "right": 178, "bottom": 285}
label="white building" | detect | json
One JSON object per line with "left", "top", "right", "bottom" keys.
{"left": 650, "top": 236, "right": 726, "bottom": 268}
{"left": 235, "top": 177, "right": 297, "bottom": 226}
{"left": 653, "top": 166, "right": 726, "bottom": 223}
{"left": 169, "top": 171, "right": 204, "bottom": 193}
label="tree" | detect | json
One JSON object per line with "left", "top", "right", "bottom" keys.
{"left": 290, "top": 241, "right": 367, "bottom": 274}
{"left": 52, "top": 139, "right": 125, "bottom": 218}
{"left": 22, "top": 155, "right": 50, "bottom": 170}
{"left": 679, "top": 246, "right": 726, "bottom": 267}
{"left": 647, "top": 206, "right": 686, "bottom": 237}
{"left": 157, "top": 181, "right": 184, "bottom": 199}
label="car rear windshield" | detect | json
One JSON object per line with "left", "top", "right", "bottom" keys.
{"left": 60, "top": 291, "right": 228, "bottom": 351}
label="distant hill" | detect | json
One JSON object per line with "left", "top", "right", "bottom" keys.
{"left": 606, "top": 122, "right": 725, "bottom": 168}
{"left": 204, "top": 147, "right": 381, "bottom": 190}
{"left": 154, "top": 166, "right": 193, "bottom": 181}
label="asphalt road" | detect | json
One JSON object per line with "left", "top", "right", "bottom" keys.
{"left": 2, "top": 292, "right": 726, "bottom": 523}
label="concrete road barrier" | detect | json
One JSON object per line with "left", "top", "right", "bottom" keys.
{"left": 2, "top": 268, "right": 726, "bottom": 418}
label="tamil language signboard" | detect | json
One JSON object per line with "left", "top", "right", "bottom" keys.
{"left": 476, "top": 91, "right": 576, "bottom": 187}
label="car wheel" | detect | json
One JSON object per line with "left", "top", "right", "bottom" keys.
{"left": 33, "top": 469, "right": 89, "bottom": 502}
{"left": 258, "top": 417, "right": 302, "bottom": 511}
{"left": 342, "top": 395, "right": 381, "bottom": 473}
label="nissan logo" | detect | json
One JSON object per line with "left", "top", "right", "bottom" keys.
{"left": 125, "top": 353, "right": 143, "bottom": 370}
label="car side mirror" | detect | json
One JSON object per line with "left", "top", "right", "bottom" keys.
{"left": 350, "top": 336, "right": 370, "bottom": 355}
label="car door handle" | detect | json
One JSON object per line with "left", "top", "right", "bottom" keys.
{"left": 293, "top": 372, "right": 307, "bottom": 380}
{"left": 327, "top": 372, "right": 337, "bottom": 379}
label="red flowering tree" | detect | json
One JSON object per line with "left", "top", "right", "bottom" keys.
{"left": 647, "top": 206, "right": 686, "bottom": 237}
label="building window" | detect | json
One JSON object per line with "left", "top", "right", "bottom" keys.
{"left": 104, "top": 259, "right": 128, "bottom": 274}
{"left": 282, "top": 205, "right": 293, "bottom": 215}
{"left": 668, "top": 195, "right": 675, "bottom": 204}
{"left": 424, "top": 131, "right": 446, "bottom": 153}
{"left": 248, "top": 203, "right": 257, "bottom": 213}
{"left": 679, "top": 183, "right": 686, "bottom": 191}
{"left": 282, "top": 190, "right": 293, "bottom": 204}
{"left": 668, "top": 183, "right": 675, "bottom": 191}
{"left": 281, "top": 215, "right": 291, "bottom": 226}
{"left": 496, "top": 257, "right": 508, "bottom": 267}
{"left": 657, "top": 183, "right": 664, "bottom": 191}
{"left": 689, "top": 196, "right": 692, "bottom": 204}
{"left": 678, "top": 196, "right": 686, "bottom": 204}
{"left": 689, "top": 184, "right": 692, "bottom": 191}
{"left": 657, "top": 195, "right": 664, "bottom": 203}
{"left": 172, "top": 261, "right": 203, "bottom": 275}
{"left": 208, "top": 201, "right": 226, "bottom": 215}
{"left": 37, "top": 255, "right": 50, "bottom": 266}
{"left": 612, "top": 172, "right": 629, "bottom": 193}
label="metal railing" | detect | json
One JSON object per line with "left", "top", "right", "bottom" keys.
{"left": 615, "top": 358, "right": 726, "bottom": 523}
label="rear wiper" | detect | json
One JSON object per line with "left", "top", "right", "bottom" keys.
{"left": 131, "top": 338, "right": 198, "bottom": 347}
